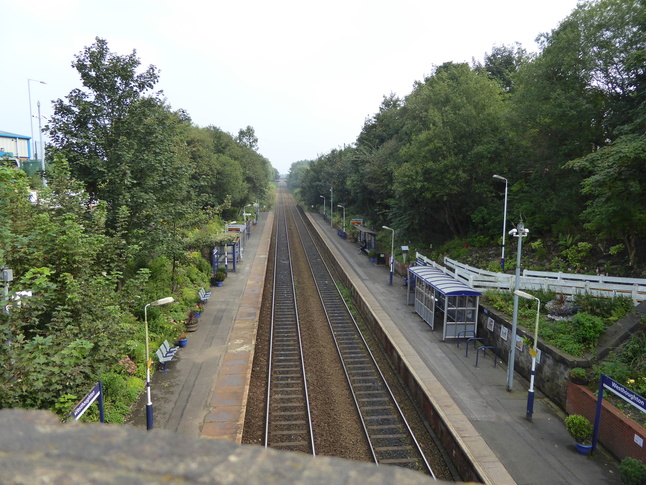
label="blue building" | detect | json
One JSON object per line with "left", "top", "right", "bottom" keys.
{"left": 0, "top": 130, "right": 32, "bottom": 162}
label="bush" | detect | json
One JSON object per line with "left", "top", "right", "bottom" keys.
{"left": 572, "top": 312, "right": 606, "bottom": 349}
{"left": 620, "top": 457, "right": 646, "bottom": 485}
{"left": 565, "top": 414, "right": 593, "bottom": 444}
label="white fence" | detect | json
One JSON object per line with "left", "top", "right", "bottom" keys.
{"left": 413, "top": 252, "right": 646, "bottom": 304}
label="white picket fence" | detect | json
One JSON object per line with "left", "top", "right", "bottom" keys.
{"left": 413, "top": 252, "right": 646, "bottom": 304}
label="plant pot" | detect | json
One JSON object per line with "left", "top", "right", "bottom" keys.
{"left": 178, "top": 338, "right": 188, "bottom": 348}
{"left": 185, "top": 321, "right": 199, "bottom": 332}
{"left": 215, "top": 282, "right": 223, "bottom": 287}
{"left": 575, "top": 442, "right": 592, "bottom": 455}
{"left": 370, "top": 257, "right": 376, "bottom": 263}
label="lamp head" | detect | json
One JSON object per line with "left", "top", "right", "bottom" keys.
{"left": 382, "top": 225, "right": 392, "bottom": 231}
{"left": 493, "top": 174, "right": 507, "bottom": 181}
{"left": 150, "top": 297, "right": 174, "bottom": 307}
{"left": 514, "top": 290, "right": 538, "bottom": 301}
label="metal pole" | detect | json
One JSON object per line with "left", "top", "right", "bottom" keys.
{"left": 27, "top": 79, "right": 46, "bottom": 160}
{"left": 382, "top": 226, "right": 394, "bottom": 285}
{"left": 38, "top": 101, "right": 46, "bottom": 187}
{"left": 526, "top": 298, "right": 540, "bottom": 421}
{"left": 501, "top": 180, "right": 508, "bottom": 270}
{"left": 330, "top": 187, "right": 333, "bottom": 227}
{"left": 144, "top": 303, "right": 153, "bottom": 430}
{"left": 493, "top": 175, "right": 508, "bottom": 271}
{"left": 507, "top": 221, "right": 527, "bottom": 391}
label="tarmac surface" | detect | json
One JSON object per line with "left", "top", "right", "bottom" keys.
{"left": 129, "top": 206, "right": 623, "bottom": 485}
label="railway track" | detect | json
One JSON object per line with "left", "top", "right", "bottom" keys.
{"left": 263, "top": 195, "right": 315, "bottom": 454}
{"left": 287, "top": 199, "right": 435, "bottom": 477}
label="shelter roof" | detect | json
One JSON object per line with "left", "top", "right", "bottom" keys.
{"left": 409, "top": 265, "right": 482, "bottom": 297}
{"left": 355, "top": 225, "right": 378, "bottom": 235}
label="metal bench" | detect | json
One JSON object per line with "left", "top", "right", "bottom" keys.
{"left": 156, "top": 348, "right": 174, "bottom": 372}
{"left": 198, "top": 287, "right": 211, "bottom": 304}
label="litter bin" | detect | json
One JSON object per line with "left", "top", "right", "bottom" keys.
{"left": 377, "top": 253, "right": 386, "bottom": 265}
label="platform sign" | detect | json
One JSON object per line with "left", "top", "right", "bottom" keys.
{"left": 350, "top": 219, "right": 363, "bottom": 226}
{"left": 70, "top": 381, "right": 105, "bottom": 422}
{"left": 592, "top": 374, "right": 646, "bottom": 453}
{"left": 601, "top": 374, "right": 646, "bottom": 414}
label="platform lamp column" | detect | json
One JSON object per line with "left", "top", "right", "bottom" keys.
{"left": 27, "top": 78, "right": 46, "bottom": 159}
{"left": 320, "top": 195, "right": 326, "bottom": 221}
{"left": 337, "top": 204, "right": 346, "bottom": 233}
{"left": 515, "top": 290, "right": 541, "bottom": 421}
{"left": 330, "top": 187, "right": 333, "bottom": 228}
{"left": 144, "top": 296, "right": 174, "bottom": 430}
{"left": 493, "top": 174, "right": 508, "bottom": 271}
{"left": 507, "top": 221, "right": 529, "bottom": 392}
{"left": 382, "top": 225, "right": 395, "bottom": 286}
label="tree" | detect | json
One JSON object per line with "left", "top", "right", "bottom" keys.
{"left": 392, "top": 63, "right": 511, "bottom": 239}
{"left": 46, "top": 37, "right": 194, "bottom": 248}
{"left": 236, "top": 125, "right": 259, "bottom": 151}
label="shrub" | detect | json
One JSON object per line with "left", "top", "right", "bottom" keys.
{"left": 620, "top": 457, "right": 646, "bottom": 485}
{"left": 214, "top": 271, "right": 227, "bottom": 283}
{"left": 565, "top": 414, "right": 593, "bottom": 444}
{"left": 572, "top": 312, "right": 606, "bottom": 349}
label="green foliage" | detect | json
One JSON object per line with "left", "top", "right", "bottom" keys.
{"left": 571, "top": 312, "right": 606, "bottom": 349}
{"left": 565, "top": 414, "right": 593, "bottom": 444}
{"left": 560, "top": 242, "right": 593, "bottom": 270}
{"left": 620, "top": 457, "right": 646, "bottom": 485}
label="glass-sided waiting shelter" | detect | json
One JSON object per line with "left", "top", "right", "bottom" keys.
{"left": 406, "top": 265, "right": 482, "bottom": 341}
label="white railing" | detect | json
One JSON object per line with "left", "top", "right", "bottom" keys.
{"left": 413, "top": 252, "right": 646, "bottom": 304}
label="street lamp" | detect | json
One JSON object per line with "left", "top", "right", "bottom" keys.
{"left": 493, "top": 175, "right": 508, "bottom": 271}
{"left": 337, "top": 204, "right": 346, "bottom": 233}
{"left": 320, "top": 195, "right": 326, "bottom": 220}
{"left": 507, "top": 221, "right": 529, "bottom": 392}
{"left": 27, "top": 78, "right": 46, "bottom": 159}
{"left": 330, "top": 187, "right": 333, "bottom": 228}
{"left": 144, "top": 296, "right": 174, "bottom": 430}
{"left": 382, "top": 226, "right": 395, "bottom": 286}
{"left": 515, "top": 290, "right": 541, "bottom": 422}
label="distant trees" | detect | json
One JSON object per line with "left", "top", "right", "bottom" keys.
{"left": 290, "top": 0, "right": 645, "bottom": 265}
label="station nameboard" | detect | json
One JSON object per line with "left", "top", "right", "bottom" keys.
{"left": 350, "top": 219, "right": 363, "bottom": 226}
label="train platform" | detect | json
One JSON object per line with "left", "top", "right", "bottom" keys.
{"left": 309, "top": 212, "right": 622, "bottom": 485}
{"left": 127, "top": 209, "right": 273, "bottom": 441}
{"left": 128, "top": 202, "right": 621, "bottom": 484}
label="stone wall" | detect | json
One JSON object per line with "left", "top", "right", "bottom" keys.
{"left": 477, "top": 301, "right": 646, "bottom": 410}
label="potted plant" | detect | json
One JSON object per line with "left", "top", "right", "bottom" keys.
{"left": 177, "top": 332, "right": 188, "bottom": 348}
{"left": 214, "top": 271, "right": 226, "bottom": 287}
{"left": 565, "top": 414, "right": 593, "bottom": 454}
{"left": 368, "top": 249, "right": 377, "bottom": 263}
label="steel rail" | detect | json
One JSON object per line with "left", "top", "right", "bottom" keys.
{"left": 287, "top": 197, "right": 435, "bottom": 477}
{"left": 263, "top": 194, "right": 315, "bottom": 455}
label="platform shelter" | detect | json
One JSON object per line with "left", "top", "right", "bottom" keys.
{"left": 355, "top": 226, "right": 378, "bottom": 252}
{"left": 406, "top": 262, "right": 482, "bottom": 341}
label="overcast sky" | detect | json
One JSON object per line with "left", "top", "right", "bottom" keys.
{"left": 3, "top": 0, "right": 582, "bottom": 175}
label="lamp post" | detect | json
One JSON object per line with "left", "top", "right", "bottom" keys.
{"left": 330, "top": 187, "right": 333, "bottom": 228}
{"left": 320, "top": 195, "right": 326, "bottom": 220}
{"left": 337, "top": 204, "right": 346, "bottom": 233}
{"left": 382, "top": 225, "right": 395, "bottom": 286}
{"left": 515, "top": 290, "right": 541, "bottom": 422}
{"left": 27, "top": 78, "right": 46, "bottom": 160}
{"left": 507, "top": 221, "right": 529, "bottom": 392}
{"left": 144, "top": 296, "right": 174, "bottom": 430}
{"left": 493, "top": 175, "right": 508, "bottom": 271}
